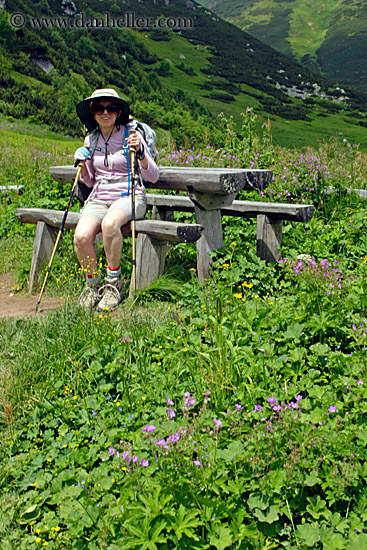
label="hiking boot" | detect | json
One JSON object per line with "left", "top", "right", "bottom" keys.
{"left": 78, "top": 284, "right": 101, "bottom": 309}
{"left": 96, "top": 277, "right": 126, "bottom": 312}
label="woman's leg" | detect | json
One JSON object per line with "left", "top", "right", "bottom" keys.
{"left": 74, "top": 216, "right": 101, "bottom": 276}
{"left": 101, "top": 209, "right": 128, "bottom": 269}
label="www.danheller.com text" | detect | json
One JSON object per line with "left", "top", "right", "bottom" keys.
{"left": 8, "top": 11, "right": 194, "bottom": 30}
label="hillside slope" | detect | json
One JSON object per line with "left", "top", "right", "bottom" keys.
{"left": 1, "top": 0, "right": 367, "bottom": 148}
{"left": 198, "top": 0, "right": 367, "bottom": 92}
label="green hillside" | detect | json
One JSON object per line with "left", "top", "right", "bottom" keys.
{"left": 198, "top": 0, "right": 367, "bottom": 92}
{"left": 1, "top": 0, "right": 367, "bottom": 148}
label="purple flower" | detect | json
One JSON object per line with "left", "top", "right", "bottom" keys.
{"left": 267, "top": 397, "right": 277, "bottom": 405}
{"left": 273, "top": 405, "right": 282, "bottom": 412}
{"left": 193, "top": 460, "right": 201, "bottom": 466}
{"left": 214, "top": 418, "right": 222, "bottom": 428}
{"left": 168, "top": 432, "right": 180, "bottom": 443}
{"left": 295, "top": 394, "right": 303, "bottom": 401}
{"left": 132, "top": 455, "right": 139, "bottom": 463}
{"left": 357, "top": 380, "right": 364, "bottom": 385}
{"left": 167, "top": 398, "right": 174, "bottom": 406}
{"left": 235, "top": 403, "right": 244, "bottom": 410}
{"left": 142, "top": 425, "right": 157, "bottom": 433}
{"left": 108, "top": 446, "right": 115, "bottom": 456}
{"left": 328, "top": 405, "right": 337, "bottom": 413}
{"left": 289, "top": 402, "right": 298, "bottom": 409}
{"left": 155, "top": 439, "right": 166, "bottom": 446}
{"left": 253, "top": 404, "right": 262, "bottom": 412}
{"left": 167, "top": 409, "right": 176, "bottom": 419}
{"left": 140, "top": 459, "right": 149, "bottom": 467}
{"left": 184, "top": 397, "right": 196, "bottom": 408}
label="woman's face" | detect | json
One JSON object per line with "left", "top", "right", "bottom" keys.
{"left": 91, "top": 99, "right": 121, "bottom": 133}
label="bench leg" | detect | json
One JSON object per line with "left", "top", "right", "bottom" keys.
{"left": 29, "top": 221, "right": 58, "bottom": 293}
{"left": 130, "top": 206, "right": 172, "bottom": 293}
{"left": 257, "top": 215, "right": 282, "bottom": 262}
{"left": 194, "top": 207, "right": 223, "bottom": 282}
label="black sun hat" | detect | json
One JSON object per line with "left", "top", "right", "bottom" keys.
{"left": 76, "top": 88, "right": 130, "bottom": 132}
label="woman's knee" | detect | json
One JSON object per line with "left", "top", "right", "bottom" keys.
{"left": 74, "top": 226, "right": 95, "bottom": 249}
{"left": 101, "top": 216, "right": 122, "bottom": 238}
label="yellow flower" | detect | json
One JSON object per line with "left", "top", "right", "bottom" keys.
{"left": 142, "top": 396, "right": 146, "bottom": 401}
{"left": 35, "top": 538, "right": 41, "bottom": 543}
{"left": 35, "top": 528, "right": 41, "bottom": 534}
{"left": 222, "top": 263, "right": 229, "bottom": 269}
{"left": 301, "top": 517, "right": 306, "bottom": 524}
{"left": 116, "top": 402, "right": 120, "bottom": 407}
{"left": 230, "top": 241, "right": 236, "bottom": 246}
{"left": 233, "top": 293, "right": 242, "bottom": 299}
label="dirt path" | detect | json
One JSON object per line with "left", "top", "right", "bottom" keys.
{"left": 0, "top": 273, "right": 62, "bottom": 319}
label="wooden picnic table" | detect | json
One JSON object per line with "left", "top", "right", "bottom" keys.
{"left": 50, "top": 165, "right": 273, "bottom": 282}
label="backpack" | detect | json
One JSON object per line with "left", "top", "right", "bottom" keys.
{"left": 74, "top": 119, "right": 158, "bottom": 206}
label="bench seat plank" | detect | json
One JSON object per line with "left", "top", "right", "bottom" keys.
{"left": 14, "top": 208, "right": 203, "bottom": 243}
{"left": 146, "top": 194, "right": 315, "bottom": 222}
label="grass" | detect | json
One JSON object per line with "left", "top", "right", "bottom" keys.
{"left": 1, "top": 116, "right": 367, "bottom": 548}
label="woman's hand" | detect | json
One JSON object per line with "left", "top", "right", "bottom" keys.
{"left": 126, "top": 131, "right": 148, "bottom": 169}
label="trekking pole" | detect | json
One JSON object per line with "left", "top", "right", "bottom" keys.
{"left": 128, "top": 129, "right": 138, "bottom": 292}
{"left": 35, "top": 162, "right": 84, "bottom": 313}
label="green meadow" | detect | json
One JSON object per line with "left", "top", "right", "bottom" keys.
{"left": 1, "top": 111, "right": 367, "bottom": 548}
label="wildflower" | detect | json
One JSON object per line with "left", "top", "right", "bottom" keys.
{"left": 167, "top": 398, "right": 174, "bottom": 406}
{"left": 328, "top": 405, "right": 337, "bottom": 413}
{"left": 168, "top": 432, "right": 180, "bottom": 443}
{"left": 168, "top": 409, "right": 176, "bottom": 419}
{"left": 233, "top": 293, "right": 243, "bottom": 299}
{"left": 222, "top": 263, "right": 229, "bottom": 269}
{"left": 273, "top": 405, "right": 282, "bottom": 412}
{"left": 142, "top": 425, "right": 157, "bottom": 433}
{"left": 357, "top": 380, "right": 364, "bottom": 385}
{"left": 108, "top": 447, "right": 115, "bottom": 456}
{"left": 289, "top": 402, "right": 298, "bottom": 409}
{"left": 140, "top": 459, "right": 149, "bottom": 467}
{"left": 267, "top": 397, "right": 277, "bottom": 405}
{"left": 235, "top": 403, "right": 244, "bottom": 410}
{"left": 295, "top": 394, "right": 303, "bottom": 401}
{"left": 253, "top": 404, "right": 262, "bottom": 412}
{"left": 193, "top": 460, "right": 202, "bottom": 466}
{"left": 184, "top": 396, "right": 196, "bottom": 408}
{"left": 214, "top": 418, "right": 223, "bottom": 428}
{"left": 155, "top": 439, "right": 166, "bottom": 446}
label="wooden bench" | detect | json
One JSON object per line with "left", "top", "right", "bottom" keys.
{"left": 17, "top": 165, "right": 317, "bottom": 293}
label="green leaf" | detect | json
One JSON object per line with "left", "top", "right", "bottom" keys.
{"left": 268, "top": 469, "right": 286, "bottom": 493}
{"left": 169, "top": 505, "right": 201, "bottom": 542}
{"left": 248, "top": 493, "right": 269, "bottom": 511}
{"left": 253, "top": 505, "right": 279, "bottom": 524}
{"left": 304, "top": 470, "right": 321, "bottom": 488}
{"left": 209, "top": 526, "right": 232, "bottom": 550}
{"left": 296, "top": 524, "right": 320, "bottom": 546}
{"left": 284, "top": 323, "right": 304, "bottom": 343}
{"left": 306, "top": 495, "right": 330, "bottom": 520}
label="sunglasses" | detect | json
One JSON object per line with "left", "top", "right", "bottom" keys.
{"left": 92, "top": 104, "right": 119, "bottom": 114}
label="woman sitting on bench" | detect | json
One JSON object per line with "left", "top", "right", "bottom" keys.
{"left": 73, "top": 88, "right": 159, "bottom": 311}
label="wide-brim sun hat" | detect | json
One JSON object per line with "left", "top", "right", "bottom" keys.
{"left": 76, "top": 88, "right": 130, "bottom": 132}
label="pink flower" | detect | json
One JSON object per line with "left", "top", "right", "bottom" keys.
{"left": 167, "top": 409, "right": 176, "bottom": 419}
{"left": 167, "top": 398, "right": 174, "bottom": 406}
{"left": 142, "top": 425, "right": 157, "bottom": 433}
{"left": 328, "top": 405, "right": 337, "bottom": 413}
{"left": 235, "top": 403, "right": 244, "bottom": 410}
{"left": 214, "top": 418, "right": 222, "bottom": 428}
{"left": 140, "top": 459, "right": 149, "bottom": 467}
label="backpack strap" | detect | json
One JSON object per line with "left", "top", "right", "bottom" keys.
{"left": 88, "top": 128, "right": 102, "bottom": 158}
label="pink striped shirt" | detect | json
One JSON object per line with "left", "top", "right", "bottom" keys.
{"left": 79, "top": 126, "right": 159, "bottom": 202}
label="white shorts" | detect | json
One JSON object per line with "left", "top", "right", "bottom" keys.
{"left": 80, "top": 196, "right": 147, "bottom": 224}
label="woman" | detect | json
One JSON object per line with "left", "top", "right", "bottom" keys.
{"left": 73, "top": 88, "right": 159, "bottom": 311}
